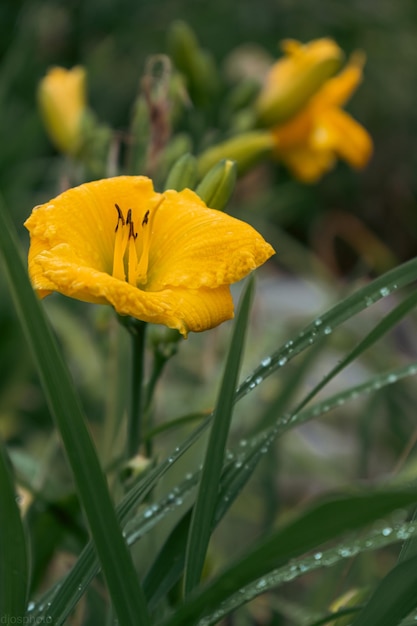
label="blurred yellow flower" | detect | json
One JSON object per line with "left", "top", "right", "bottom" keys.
{"left": 256, "top": 38, "right": 343, "bottom": 126}
{"left": 271, "top": 52, "right": 373, "bottom": 182}
{"left": 24, "top": 176, "right": 274, "bottom": 336}
{"left": 38, "top": 66, "right": 87, "bottom": 155}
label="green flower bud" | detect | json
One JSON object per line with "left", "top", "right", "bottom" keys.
{"left": 164, "top": 153, "right": 198, "bottom": 191}
{"left": 167, "top": 20, "right": 219, "bottom": 106}
{"left": 197, "top": 131, "right": 274, "bottom": 179}
{"left": 195, "top": 159, "right": 237, "bottom": 211}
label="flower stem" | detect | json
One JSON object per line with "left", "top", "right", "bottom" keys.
{"left": 126, "top": 319, "right": 147, "bottom": 459}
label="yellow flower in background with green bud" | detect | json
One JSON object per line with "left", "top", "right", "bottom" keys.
{"left": 24, "top": 176, "right": 274, "bottom": 337}
{"left": 38, "top": 66, "right": 87, "bottom": 156}
{"left": 270, "top": 51, "right": 373, "bottom": 183}
{"left": 256, "top": 38, "right": 343, "bottom": 127}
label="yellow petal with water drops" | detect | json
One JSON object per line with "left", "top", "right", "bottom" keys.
{"left": 313, "top": 107, "right": 373, "bottom": 169}
{"left": 143, "top": 188, "right": 274, "bottom": 291}
{"left": 24, "top": 176, "right": 274, "bottom": 336}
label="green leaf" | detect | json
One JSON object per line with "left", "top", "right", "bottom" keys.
{"left": 350, "top": 554, "right": 417, "bottom": 626}
{"left": 183, "top": 276, "right": 254, "bottom": 595}
{"left": 0, "top": 441, "right": 28, "bottom": 616}
{"left": 237, "top": 256, "right": 417, "bottom": 402}
{"left": 162, "top": 489, "right": 417, "bottom": 626}
{"left": 0, "top": 196, "right": 150, "bottom": 625}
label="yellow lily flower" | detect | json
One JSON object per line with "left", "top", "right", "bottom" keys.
{"left": 256, "top": 38, "right": 343, "bottom": 126}
{"left": 271, "top": 52, "right": 373, "bottom": 182}
{"left": 24, "top": 176, "right": 274, "bottom": 337}
{"left": 38, "top": 66, "right": 87, "bottom": 155}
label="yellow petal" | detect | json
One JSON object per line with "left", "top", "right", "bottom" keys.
{"left": 313, "top": 52, "right": 365, "bottom": 110}
{"left": 280, "top": 145, "right": 335, "bottom": 183}
{"left": 25, "top": 176, "right": 158, "bottom": 276}
{"left": 32, "top": 251, "right": 234, "bottom": 336}
{"left": 145, "top": 188, "right": 275, "bottom": 291}
{"left": 313, "top": 108, "right": 373, "bottom": 169}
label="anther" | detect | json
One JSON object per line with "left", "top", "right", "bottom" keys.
{"left": 115, "top": 203, "right": 125, "bottom": 231}
{"left": 142, "top": 210, "right": 150, "bottom": 226}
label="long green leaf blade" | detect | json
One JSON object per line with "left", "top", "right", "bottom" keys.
{"left": 163, "top": 489, "right": 417, "bottom": 626}
{"left": 0, "top": 441, "right": 28, "bottom": 617}
{"left": 351, "top": 554, "right": 417, "bottom": 626}
{"left": 0, "top": 196, "right": 150, "bottom": 624}
{"left": 184, "top": 277, "right": 254, "bottom": 595}
{"left": 237, "top": 256, "right": 417, "bottom": 401}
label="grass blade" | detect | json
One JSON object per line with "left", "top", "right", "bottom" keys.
{"left": 237, "top": 256, "right": 417, "bottom": 402}
{"left": 0, "top": 441, "right": 28, "bottom": 617}
{"left": 162, "top": 489, "right": 417, "bottom": 626}
{"left": 351, "top": 554, "right": 417, "bottom": 626}
{"left": 0, "top": 196, "right": 150, "bottom": 624}
{"left": 183, "top": 276, "right": 255, "bottom": 595}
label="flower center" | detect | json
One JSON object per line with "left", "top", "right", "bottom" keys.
{"left": 112, "top": 196, "right": 165, "bottom": 286}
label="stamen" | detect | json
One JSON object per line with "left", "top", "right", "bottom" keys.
{"left": 127, "top": 211, "right": 138, "bottom": 286}
{"left": 114, "top": 203, "right": 125, "bottom": 231}
{"left": 112, "top": 204, "right": 129, "bottom": 281}
{"left": 136, "top": 195, "right": 165, "bottom": 285}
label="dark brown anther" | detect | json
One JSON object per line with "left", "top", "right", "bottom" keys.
{"left": 126, "top": 209, "right": 137, "bottom": 239}
{"left": 115, "top": 203, "right": 125, "bottom": 231}
{"left": 142, "top": 210, "right": 150, "bottom": 226}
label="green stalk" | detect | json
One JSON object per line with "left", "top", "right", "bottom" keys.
{"left": 126, "top": 319, "right": 147, "bottom": 459}
{"left": 0, "top": 195, "right": 150, "bottom": 625}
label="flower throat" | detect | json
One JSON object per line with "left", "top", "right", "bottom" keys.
{"left": 112, "top": 196, "right": 165, "bottom": 286}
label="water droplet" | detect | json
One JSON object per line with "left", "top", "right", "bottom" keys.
{"left": 396, "top": 528, "right": 411, "bottom": 541}
{"left": 249, "top": 382, "right": 256, "bottom": 390}
{"left": 338, "top": 547, "right": 353, "bottom": 558}
{"left": 261, "top": 356, "right": 272, "bottom": 367}
{"left": 314, "top": 552, "right": 322, "bottom": 560}
{"left": 365, "top": 296, "right": 374, "bottom": 307}
{"left": 240, "top": 439, "right": 247, "bottom": 447}
{"left": 387, "top": 374, "right": 397, "bottom": 384}
{"left": 382, "top": 527, "right": 393, "bottom": 536}
{"left": 167, "top": 457, "right": 174, "bottom": 464}
{"left": 27, "top": 601, "right": 35, "bottom": 611}
{"left": 260, "top": 446, "right": 268, "bottom": 454}
{"left": 144, "top": 508, "right": 153, "bottom": 519}
{"left": 285, "top": 340, "right": 294, "bottom": 349}
{"left": 256, "top": 578, "right": 267, "bottom": 590}
{"left": 380, "top": 287, "right": 390, "bottom": 297}
{"left": 278, "top": 357, "right": 287, "bottom": 366}
{"left": 235, "top": 460, "right": 243, "bottom": 469}
{"left": 324, "top": 326, "right": 332, "bottom": 335}
{"left": 314, "top": 318, "right": 323, "bottom": 327}
{"left": 255, "top": 376, "right": 263, "bottom": 385}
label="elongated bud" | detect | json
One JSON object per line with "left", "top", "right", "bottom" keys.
{"left": 38, "top": 66, "right": 87, "bottom": 155}
{"left": 167, "top": 20, "right": 219, "bottom": 106}
{"left": 164, "top": 153, "right": 198, "bottom": 191}
{"left": 197, "top": 131, "right": 274, "bottom": 179}
{"left": 256, "top": 38, "right": 343, "bottom": 126}
{"left": 195, "top": 159, "right": 237, "bottom": 211}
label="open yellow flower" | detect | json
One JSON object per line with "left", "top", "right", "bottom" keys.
{"left": 24, "top": 176, "right": 274, "bottom": 337}
{"left": 38, "top": 66, "right": 87, "bottom": 155}
{"left": 271, "top": 52, "right": 373, "bottom": 182}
